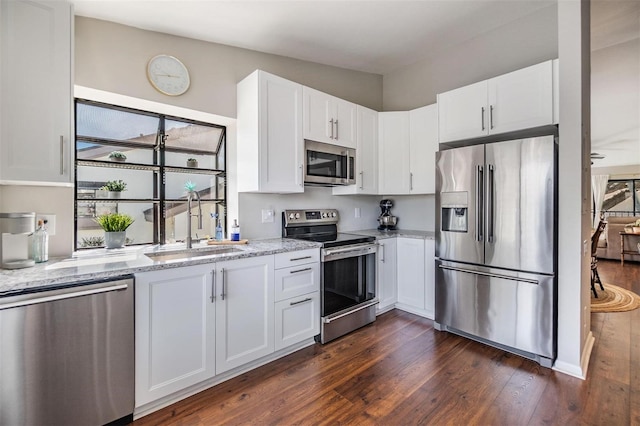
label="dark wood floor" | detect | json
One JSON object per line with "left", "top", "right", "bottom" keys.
{"left": 134, "top": 259, "right": 640, "bottom": 425}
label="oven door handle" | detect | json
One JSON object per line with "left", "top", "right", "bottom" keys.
{"left": 323, "top": 300, "right": 379, "bottom": 323}
{"left": 322, "top": 244, "right": 377, "bottom": 261}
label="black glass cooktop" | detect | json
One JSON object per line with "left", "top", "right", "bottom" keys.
{"left": 290, "top": 232, "right": 374, "bottom": 248}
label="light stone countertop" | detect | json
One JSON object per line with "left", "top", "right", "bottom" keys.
{"left": 0, "top": 238, "right": 321, "bottom": 295}
{"left": 353, "top": 229, "right": 435, "bottom": 240}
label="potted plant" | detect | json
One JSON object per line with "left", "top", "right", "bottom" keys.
{"left": 94, "top": 213, "right": 134, "bottom": 249}
{"left": 108, "top": 151, "right": 127, "bottom": 162}
{"left": 101, "top": 180, "right": 127, "bottom": 199}
{"left": 630, "top": 218, "right": 640, "bottom": 234}
{"left": 186, "top": 158, "right": 198, "bottom": 168}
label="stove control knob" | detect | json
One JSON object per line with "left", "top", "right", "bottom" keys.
{"left": 331, "top": 212, "right": 337, "bottom": 217}
{"left": 289, "top": 213, "right": 295, "bottom": 220}
{"left": 295, "top": 213, "right": 300, "bottom": 219}
{"left": 321, "top": 212, "right": 327, "bottom": 218}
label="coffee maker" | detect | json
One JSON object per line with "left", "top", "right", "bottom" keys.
{"left": 377, "top": 199, "right": 398, "bottom": 231}
{"left": 0, "top": 212, "right": 36, "bottom": 269}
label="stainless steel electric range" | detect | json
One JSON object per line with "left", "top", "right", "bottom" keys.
{"left": 282, "top": 209, "right": 378, "bottom": 343}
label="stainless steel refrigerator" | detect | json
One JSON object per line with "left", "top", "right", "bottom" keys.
{"left": 434, "top": 134, "right": 557, "bottom": 367}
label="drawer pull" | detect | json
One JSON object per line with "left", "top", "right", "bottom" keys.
{"left": 290, "top": 256, "right": 313, "bottom": 261}
{"left": 290, "top": 297, "right": 312, "bottom": 306}
{"left": 290, "top": 267, "right": 312, "bottom": 274}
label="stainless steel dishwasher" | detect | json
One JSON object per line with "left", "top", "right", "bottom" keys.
{"left": 0, "top": 276, "right": 134, "bottom": 425}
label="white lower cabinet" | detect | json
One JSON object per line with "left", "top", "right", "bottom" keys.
{"left": 275, "top": 292, "right": 320, "bottom": 351}
{"left": 215, "top": 255, "right": 275, "bottom": 375}
{"left": 135, "top": 264, "right": 216, "bottom": 407}
{"left": 396, "top": 238, "right": 426, "bottom": 311}
{"left": 377, "top": 237, "right": 397, "bottom": 312}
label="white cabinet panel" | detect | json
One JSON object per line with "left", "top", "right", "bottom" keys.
{"left": 378, "top": 112, "right": 410, "bottom": 194}
{"left": 396, "top": 238, "right": 426, "bottom": 310}
{"left": 438, "top": 81, "right": 488, "bottom": 143}
{"left": 237, "top": 70, "right": 304, "bottom": 193}
{"left": 333, "top": 105, "right": 378, "bottom": 195}
{"left": 135, "top": 264, "right": 215, "bottom": 407}
{"left": 275, "top": 262, "right": 320, "bottom": 302}
{"left": 303, "top": 87, "right": 357, "bottom": 149}
{"left": 488, "top": 61, "right": 553, "bottom": 134}
{"left": 275, "top": 292, "right": 320, "bottom": 351}
{"left": 424, "top": 239, "right": 435, "bottom": 319}
{"left": 274, "top": 248, "right": 319, "bottom": 269}
{"left": 377, "top": 237, "right": 397, "bottom": 312}
{"left": 0, "top": 0, "right": 72, "bottom": 185}
{"left": 409, "top": 104, "right": 438, "bottom": 194}
{"left": 215, "top": 256, "right": 275, "bottom": 374}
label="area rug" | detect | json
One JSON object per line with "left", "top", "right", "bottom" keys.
{"left": 591, "top": 283, "right": 640, "bottom": 313}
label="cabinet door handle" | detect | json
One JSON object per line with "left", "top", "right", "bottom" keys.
{"left": 59, "top": 135, "right": 64, "bottom": 175}
{"left": 290, "top": 255, "right": 312, "bottom": 261}
{"left": 290, "top": 297, "right": 312, "bottom": 306}
{"left": 329, "top": 119, "right": 334, "bottom": 139}
{"left": 359, "top": 171, "right": 364, "bottom": 189}
{"left": 220, "top": 268, "right": 226, "bottom": 300}
{"left": 379, "top": 243, "right": 385, "bottom": 262}
{"left": 290, "top": 267, "right": 312, "bottom": 274}
{"left": 334, "top": 119, "right": 339, "bottom": 140}
{"left": 481, "top": 107, "right": 485, "bottom": 131}
{"left": 211, "top": 270, "right": 216, "bottom": 303}
{"left": 299, "top": 164, "right": 303, "bottom": 187}
{"left": 490, "top": 105, "right": 494, "bottom": 129}
{"left": 410, "top": 172, "right": 413, "bottom": 191}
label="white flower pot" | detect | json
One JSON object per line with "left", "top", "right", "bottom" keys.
{"left": 104, "top": 231, "right": 126, "bottom": 249}
{"left": 108, "top": 191, "right": 122, "bottom": 199}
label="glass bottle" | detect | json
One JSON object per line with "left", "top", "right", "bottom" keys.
{"left": 231, "top": 219, "right": 240, "bottom": 241}
{"left": 215, "top": 219, "right": 223, "bottom": 241}
{"left": 32, "top": 219, "right": 49, "bottom": 263}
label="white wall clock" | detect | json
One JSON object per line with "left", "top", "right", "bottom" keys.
{"left": 147, "top": 55, "right": 191, "bottom": 96}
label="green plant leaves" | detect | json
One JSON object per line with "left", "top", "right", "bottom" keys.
{"left": 94, "top": 213, "right": 134, "bottom": 232}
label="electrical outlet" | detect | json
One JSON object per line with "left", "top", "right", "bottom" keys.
{"left": 354, "top": 207, "right": 361, "bottom": 218}
{"left": 261, "top": 209, "right": 275, "bottom": 223}
{"left": 38, "top": 214, "right": 56, "bottom": 236}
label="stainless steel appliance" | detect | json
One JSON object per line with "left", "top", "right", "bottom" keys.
{"left": 435, "top": 133, "right": 557, "bottom": 367}
{"left": 282, "top": 209, "right": 377, "bottom": 343}
{"left": 304, "top": 140, "right": 355, "bottom": 186}
{"left": 377, "top": 199, "right": 398, "bottom": 231}
{"left": 0, "top": 276, "right": 135, "bottom": 425}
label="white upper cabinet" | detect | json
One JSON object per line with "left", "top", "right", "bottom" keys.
{"left": 237, "top": 70, "right": 304, "bottom": 193}
{"left": 378, "top": 112, "right": 410, "bottom": 194}
{"left": 409, "top": 104, "right": 438, "bottom": 194}
{"left": 378, "top": 105, "right": 437, "bottom": 195}
{"left": 0, "top": 0, "right": 73, "bottom": 185}
{"left": 303, "top": 86, "right": 357, "bottom": 149}
{"left": 438, "top": 60, "right": 554, "bottom": 143}
{"left": 333, "top": 105, "right": 378, "bottom": 195}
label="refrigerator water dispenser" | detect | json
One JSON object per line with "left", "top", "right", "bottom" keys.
{"left": 441, "top": 192, "right": 468, "bottom": 233}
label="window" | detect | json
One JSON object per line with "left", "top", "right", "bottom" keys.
{"left": 74, "top": 100, "right": 226, "bottom": 249}
{"left": 602, "top": 179, "right": 640, "bottom": 217}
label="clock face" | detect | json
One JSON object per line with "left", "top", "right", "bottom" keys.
{"left": 147, "top": 55, "right": 190, "bottom": 96}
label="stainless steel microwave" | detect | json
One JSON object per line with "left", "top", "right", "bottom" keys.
{"left": 304, "top": 140, "right": 356, "bottom": 186}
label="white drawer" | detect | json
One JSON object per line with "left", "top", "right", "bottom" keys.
{"left": 275, "top": 291, "right": 320, "bottom": 351}
{"left": 274, "top": 262, "right": 320, "bottom": 302}
{"left": 274, "top": 248, "right": 320, "bottom": 269}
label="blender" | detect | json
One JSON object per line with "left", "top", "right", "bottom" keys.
{"left": 377, "top": 199, "right": 398, "bottom": 231}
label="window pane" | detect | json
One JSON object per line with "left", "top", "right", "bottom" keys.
{"left": 77, "top": 103, "right": 159, "bottom": 143}
{"left": 164, "top": 172, "right": 222, "bottom": 200}
{"left": 164, "top": 151, "right": 217, "bottom": 169}
{"left": 635, "top": 180, "right": 640, "bottom": 215}
{"left": 603, "top": 180, "right": 633, "bottom": 213}
{"left": 164, "top": 119, "right": 223, "bottom": 153}
{"left": 77, "top": 140, "right": 155, "bottom": 164}
{"left": 164, "top": 201, "right": 224, "bottom": 243}
{"left": 77, "top": 166, "right": 157, "bottom": 200}
{"left": 77, "top": 202, "right": 156, "bottom": 248}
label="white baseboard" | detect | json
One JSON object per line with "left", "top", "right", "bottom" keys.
{"left": 552, "top": 331, "right": 594, "bottom": 380}
{"left": 395, "top": 303, "right": 434, "bottom": 320}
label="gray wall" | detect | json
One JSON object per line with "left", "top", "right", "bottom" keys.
{"left": 75, "top": 17, "right": 383, "bottom": 117}
{"left": 382, "top": 5, "right": 558, "bottom": 111}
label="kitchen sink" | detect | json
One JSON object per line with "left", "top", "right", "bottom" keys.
{"left": 145, "top": 247, "right": 242, "bottom": 262}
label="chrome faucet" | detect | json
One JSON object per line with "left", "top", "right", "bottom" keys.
{"left": 186, "top": 190, "right": 203, "bottom": 249}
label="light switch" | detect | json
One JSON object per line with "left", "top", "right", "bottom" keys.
{"left": 354, "top": 207, "right": 361, "bottom": 218}
{"left": 262, "top": 209, "right": 275, "bottom": 223}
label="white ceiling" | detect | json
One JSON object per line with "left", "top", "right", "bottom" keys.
{"left": 70, "top": 0, "right": 555, "bottom": 75}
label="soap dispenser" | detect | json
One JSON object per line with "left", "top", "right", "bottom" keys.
{"left": 231, "top": 219, "right": 240, "bottom": 241}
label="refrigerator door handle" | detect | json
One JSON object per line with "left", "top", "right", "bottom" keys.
{"left": 476, "top": 165, "right": 484, "bottom": 242}
{"left": 437, "top": 264, "right": 539, "bottom": 285}
{"left": 487, "top": 164, "right": 495, "bottom": 243}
